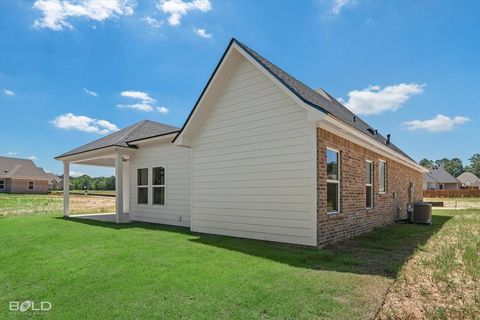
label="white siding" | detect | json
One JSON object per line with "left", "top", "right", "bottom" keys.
{"left": 190, "top": 57, "right": 317, "bottom": 246}
{"left": 129, "top": 143, "right": 191, "bottom": 227}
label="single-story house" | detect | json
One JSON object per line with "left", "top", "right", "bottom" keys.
{"left": 46, "top": 173, "right": 62, "bottom": 190}
{"left": 423, "top": 165, "right": 460, "bottom": 190}
{"left": 0, "top": 156, "right": 49, "bottom": 194}
{"left": 457, "top": 172, "right": 480, "bottom": 189}
{"left": 56, "top": 38, "right": 425, "bottom": 246}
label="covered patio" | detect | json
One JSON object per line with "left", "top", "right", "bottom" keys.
{"left": 56, "top": 146, "right": 134, "bottom": 224}
{"left": 54, "top": 120, "right": 181, "bottom": 224}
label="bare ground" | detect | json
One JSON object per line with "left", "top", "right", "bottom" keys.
{"left": 376, "top": 210, "right": 480, "bottom": 320}
{"left": 0, "top": 194, "right": 115, "bottom": 216}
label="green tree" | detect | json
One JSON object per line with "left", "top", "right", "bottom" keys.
{"left": 465, "top": 153, "right": 480, "bottom": 177}
{"left": 419, "top": 158, "right": 434, "bottom": 168}
{"left": 435, "top": 158, "right": 464, "bottom": 177}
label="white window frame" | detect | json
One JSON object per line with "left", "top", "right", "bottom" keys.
{"left": 28, "top": 181, "right": 34, "bottom": 190}
{"left": 152, "top": 166, "right": 166, "bottom": 206}
{"left": 0, "top": 180, "right": 4, "bottom": 190}
{"left": 326, "top": 147, "right": 340, "bottom": 214}
{"left": 379, "top": 159, "right": 387, "bottom": 194}
{"left": 366, "top": 160, "right": 373, "bottom": 209}
{"left": 137, "top": 168, "right": 149, "bottom": 205}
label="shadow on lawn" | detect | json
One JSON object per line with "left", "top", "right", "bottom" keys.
{"left": 63, "top": 213, "right": 452, "bottom": 278}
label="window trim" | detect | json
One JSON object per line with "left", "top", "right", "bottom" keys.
{"left": 379, "top": 159, "right": 387, "bottom": 194}
{"left": 28, "top": 181, "right": 34, "bottom": 190}
{"left": 152, "top": 166, "right": 166, "bottom": 206}
{"left": 326, "top": 147, "right": 341, "bottom": 214}
{"left": 365, "top": 160, "right": 373, "bottom": 210}
{"left": 137, "top": 168, "right": 149, "bottom": 205}
{"left": 0, "top": 179, "right": 4, "bottom": 190}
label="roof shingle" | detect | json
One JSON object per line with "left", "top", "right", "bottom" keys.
{"left": 0, "top": 156, "right": 49, "bottom": 180}
{"left": 233, "top": 39, "right": 414, "bottom": 161}
{"left": 56, "top": 120, "right": 179, "bottom": 159}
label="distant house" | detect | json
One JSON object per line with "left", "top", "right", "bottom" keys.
{"left": 46, "top": 173, "right": 62, "bottom": 190}
{"left": 0, "top": 156, "right": 49, "bottom": 194}
{"left": 457, "top": 172, "right": 480, "bottom": 189}
{"left": 423, "top": 165, "right": 460, "bottom": 190}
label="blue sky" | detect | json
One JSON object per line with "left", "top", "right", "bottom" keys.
{"left": 0, "top": 0, "right": 478, "bottom": 177}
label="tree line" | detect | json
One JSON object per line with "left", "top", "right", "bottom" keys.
{"left": 59, "top": 175, "right": 116, "bottom": 190}
{"left": 419, "top": 153, "right": 480, "bottom": 178}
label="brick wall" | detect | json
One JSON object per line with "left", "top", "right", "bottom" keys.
{"left": 317, "top": 128, "right": 423, "bottom": 246}
{"left": 8, "top": 178, "right": 49, "bottom": 194}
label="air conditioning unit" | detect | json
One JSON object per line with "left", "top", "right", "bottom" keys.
{"left": 412, "top": 202, "right": 432, "bottom": 225}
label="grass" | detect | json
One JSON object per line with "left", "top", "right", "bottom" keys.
{"left": 0, "top": 210, "right": 465, "bottom": 319}
{"left": 377, "top": 209, "right": 480, "bottom": 319}
{"left": 50, "top": 190, "right": 116, "bottom": 196}
{"left": 0, "top": 193, "right": 115, "bottom": 216}
{"left": 0, "top": 194, "right": 478, "bottom": 319}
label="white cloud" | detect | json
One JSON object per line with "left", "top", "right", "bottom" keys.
{"left": 193, "top": 28, "right": 211, "bottom": 38}
{"left": 118, "top": 90, "right": 170, "bottom": 113}
{"left": 3, "top": 89, "right": 15, "bottom": 96}
{"left": 156, "top": 106, "right": 169, "bottom": 114}
{"left": 120, "top": 90, "right": 156, "bottom": 103}
{"left": 83, "top": 88, "right": 97, "bottom": 96}
{"left": 339, "top": 83, "right": 424, "bottom": 115}
{"left": 403, "top": 114, "right": 471, "bottom": 132}
{"left": 51, "top": 113, "right": 119, "bottom": 134}
{"left": 143, "top": 16, "right": 163, "bottom": 28}
{"left": 28, "top": 156, "right": 38, "bottom": 160}
{"left": 6, "top": 152, "right": 17, "bottom": 156}
{"left": 70, "top": 170, "right": 85, "bottom": 177}
{"left": 157, "top": 0, "right": 211, "bottom": 26}
{"left": 117, "top": 103, "right": 154, "bottom": 112}
{"left": 331, "top": 0, "right": 355, "bottom": 15}
{"left": 33, "top": 0, "right": 134, "bottom": 31}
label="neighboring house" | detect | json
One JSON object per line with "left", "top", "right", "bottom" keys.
{"left": 457, "top": 172, "right": 480, "bottom": 189}
{"left": 46, "top": 173, "right": 62, "bottom": 190}
{"left": 0, "top": 156, "right": 49, "bottom": 194}
{"left": 56, "top": 38, "right": 425, "bottom": 246}
{"left": 423, "top": 165, "right": 460, "bottom": 190}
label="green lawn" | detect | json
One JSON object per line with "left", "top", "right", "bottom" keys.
{"left": 1, "top": 208, "right": 467, "bottom": 319}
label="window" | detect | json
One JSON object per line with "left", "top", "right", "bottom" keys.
{"left": 137, "top": 168, "right": 148, "bottom": 204}
{"left": 0, "top": 180, "right": 4, "bottom": 190}
{"left": 28, "top": 181, "right": 34, "bottom": 190}
{"left": 366, "top": 161, "right": 373, "bottom": 209}
{"left": 152, "top": 167, "right": 165, "bottom": 205}
{"left": 379, "top": 160, "right": 387, "bottom": 193}
{"left": 326, "top": 148, "right": 340, "bottom": 213}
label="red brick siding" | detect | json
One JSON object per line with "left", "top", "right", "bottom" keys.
{"left": 4, "top": 178, "right": 49, "bottom": 194}
{"left": 317, "top": 128, "right": 423, "bottom": 246}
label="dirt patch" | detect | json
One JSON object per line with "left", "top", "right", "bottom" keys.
{"left": 376, "top": 210, "right": 480, "bottom": 320}
{"left": 0, "top": 194, "right": 115, "bottom": 216}
{"left": 425, "top": 198, "right": 480, "bottom": 210}
{"left": 69, "top": 195, "right": 115, "bottom": 214}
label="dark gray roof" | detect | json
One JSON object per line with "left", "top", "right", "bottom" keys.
{"left": 0, "top": 156, "right": 49, "bottom": 180}
{"left": 232, "top": 39, "right": 414, "bottom": 161}
{"left": 424, "top": 166, "right": 459, "bottom": 184}
{"left": 56, "top": 120, "right": 179, "bottom": 159}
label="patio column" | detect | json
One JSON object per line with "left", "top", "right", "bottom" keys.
{"left": 115, "top": 152, "right": 129, "bottom": 223}
{"left": 63, "top": 162, "right": 70, "bottom": 217}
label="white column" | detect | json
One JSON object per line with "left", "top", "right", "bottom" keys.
{"left": 115, "top": 152, "right": 129, "bottom": 223}
{"left": 122, "top": 158, "right": 130, "bottom": 213}
{"left": 63, "top": 162, "right": 70, "bottom": 217}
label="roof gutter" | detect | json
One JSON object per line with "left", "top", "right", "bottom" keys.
{"left": 321, "top": 115, "right": 428, "bottom": 173}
